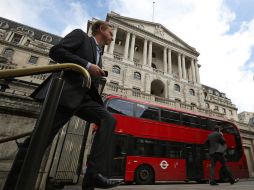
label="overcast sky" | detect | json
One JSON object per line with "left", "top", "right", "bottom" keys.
{"left": 0, "top": 0, "right": 254, "bottom": 113}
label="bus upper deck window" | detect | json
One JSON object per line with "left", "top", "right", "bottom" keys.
{"left": 107, "top": 99, "right": 134, "bottom": 116}
{"left": 136, "top": 104, "right": 159, "bottom": 121}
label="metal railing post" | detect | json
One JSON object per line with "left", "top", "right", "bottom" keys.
{"left": 15, "top": 74, "right": 65, "bottom": 190}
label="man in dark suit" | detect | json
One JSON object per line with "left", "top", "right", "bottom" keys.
{"left": 205, "top": 125, "right": 239, "bottom": 185}
{"left": 3, "top": 21, "right": 120, "bottom": 190}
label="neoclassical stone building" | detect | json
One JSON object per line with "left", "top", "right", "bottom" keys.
{"left": 87, "top": 12, "right": 238, "bottom": 121}
{"left": 0, "top": 12, "right": 254, "bottom": 180}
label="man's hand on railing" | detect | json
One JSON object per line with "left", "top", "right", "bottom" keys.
{"left": 88, "top": 64, "right": 105, "bottom": 78}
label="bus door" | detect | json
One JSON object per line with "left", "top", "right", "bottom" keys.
{"left": 185, "top": 144, "right": 203, "bottom": 180}
{"left": 111, "top": 135, "right": 129, "bottom": 178}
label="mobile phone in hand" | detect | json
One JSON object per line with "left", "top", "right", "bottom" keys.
{"left": 103, "top": 70, "right": 108, "bottom": 77}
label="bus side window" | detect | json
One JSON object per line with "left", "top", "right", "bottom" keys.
{"left": 182, "top": 114, "right": 192, "bottom": 128}
{"left": 161, "top": 110, "right": 181, "bottom": 125}
{"left": 107, "top": 99, "right": 134, "bottom": 116}
{"left": 114, "top": 135, "right": 128, "bottom": 157}
{"left": 190, "top": 116, "right": 200, "bottom": 128}
{"left": 166, "top": 142, "right": 184, "bottom": 158}
{"left": 136, "top": 104, "right": 159, "bottom": 121}
{"left": 207, "top": 119, "right": 216, "bottom": 130}
{"left": 200, "top": 118, "right": 207, "bottom": 129}
{"left": 182, "top": 114, "right": 201, "bottom": 128}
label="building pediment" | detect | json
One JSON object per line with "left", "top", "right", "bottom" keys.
{"left": 108, "top": 12, "right": 198, "bottom": 54}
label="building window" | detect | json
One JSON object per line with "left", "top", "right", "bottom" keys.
{"left": 229, "top": 110, "right": 233, "bottom": 115}
{"left": 134, "top": 46, "right": 139, "bottom": 52}
{"left": 191, "top": 103, "right": 196, "bottom": 107}
{"left": 24, "top": 39, "right": 30, "bottom": 46}
{"left": 175, "top": 98, "right": 181, "bottom": 103}
{"left": 222, "top": 108, "right": 226, "bottom": 114}
{"left": 132, "top": 87, "right": 141, "bottom": 97}
{"left": 174, "top": 84, "right": 180, "bottom": 92}
{"left": 109, "top": 81, "right": 119, "bottom": 92}
{"left": 28, "top": 56, "right": 38, "bottom": 64}
{"left": 152, "top": 63, "right": 157, "bottom": 69}
{"left": 189, "top": 89, "right": 195, "bottom": 96}
{"left": 112, "top": 65, "right": 120, "bottom": 74}
{"left": 204, "top": 92, "right": 207, "bottom": 98}
{"left": 152, "top": 52, "right": 156, "bottom": 58}
{"left": 41, "top": 34, "right": 52, "bottom": 43}
{"left": 0, "top": 21, "right": 9, "bottom": 29}
{"left": 115, "top": 39, "right": 122, "bottom": 46}
{"left": 206, "top": 103, "right": 210, "bottom": 108}
{"left": 134, "top": 72, "right": 141, "bottom": 80}
{"left": 214, "top": 106, "right": 219, "bottom": 111}
{"left": 214, "top": 91, "right": 219, "bottom": 96}
{"left": 11, "top": 33, "right": 23, "bottom": 44}
{"left": 3, "top": 48, "right": 14, "bottom": 58}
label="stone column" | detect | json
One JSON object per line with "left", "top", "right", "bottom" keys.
{"left": 191, "top": 58, "right": 196, "bottom": 83}
{"left": 144, "top": 73, "right": 151, "bottom": 93}
{"left": 178, "top": 53, "right": 182, "bottom": 79}
{"left": 163, "top": 47, "right": 167, "bottom": 73}
{"left": 87, "top": 25, "right": 92, "bottom": 36}
{"left": 168, "top": 49, "right": 172, "bottom": 74}
{"left": 104, "top": 45, "right": 108, "bottom": 53}
{"left": 182, "top": 55, "right": 187, "bottom": 79}
{"left": 123, "top": 32, "right": 130, "bottom": 59}
{"left": 109, "top": 27, "right": 118, "bottom": 54}
{"left": 195, "top": 60, "right": 201, "bottom": 83}
{"left": 143, "top": 39, "right": 147, "bottom": 65}
{"left": 148, "top": 41, "right": 153, "bottom": 66}
{"left": 6, "top": 31, "right": 13, "bottom": 41}
{"left": 129, "top": 34, "right": 136, "bottom": 61}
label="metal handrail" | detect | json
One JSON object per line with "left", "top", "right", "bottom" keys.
{"left": 0, "top": 63, "right": 91, "bottom": 190}
{"left": 0, "top": 63, "right": 91, "bottom": 88}
{"left": 0, "top": 131, "right": 33, "bottom": 144}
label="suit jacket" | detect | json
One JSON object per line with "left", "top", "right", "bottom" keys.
{"left": 31, "top": 29, "right": 103, "bottom": 109}
{"left": 205, "top": 131, "right": 227, "bottom": 155}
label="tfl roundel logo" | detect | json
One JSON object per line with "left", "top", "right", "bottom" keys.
{"left": 160, "top": 160, "right": 169, "bottom": 170}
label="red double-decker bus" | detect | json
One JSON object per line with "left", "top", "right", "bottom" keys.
{"left": 102, "top": 95, "right": 249, "bottom": 184}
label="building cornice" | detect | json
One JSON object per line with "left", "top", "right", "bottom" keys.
{"left": 107, "top": 15, "right": 200, "bottom": 58}
{"left": 0, "top": 39, "right": 50, "bottom": 57}
{"left": 204, "top": 98, "right": 237, "bottom": 110}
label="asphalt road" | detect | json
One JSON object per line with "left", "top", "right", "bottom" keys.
{"left": 64, "top": 179, "right": 254, "bottom": 190}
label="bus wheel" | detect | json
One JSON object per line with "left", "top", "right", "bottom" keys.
{"left": 135, "top": 165, "right": 154, "bottom": 185}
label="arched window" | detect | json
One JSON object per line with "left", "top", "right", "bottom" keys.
{"left": 41, "top": 34, "right": 52, "bottom": 43}
{"left": 222, "top": 108, "right": 226, "bottom": 114}
{"left": 3, "top": 48, "right": 14, "bottom": 58}
{"left": 189, "top": 89, "right": 195, "bottom": 96}
{"left": 174, "top": 84, "right": 180, "bottom": 92}
{"left": 112, "top": 65, "right": 120, "bottom": 74}
{"left": 134, "top": 72, "right": 141, "bottom": 80}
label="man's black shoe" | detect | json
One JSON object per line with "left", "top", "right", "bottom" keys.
{"left": 230, "top": 178, "right": 239, "bottom": 185}
{"left": 209, "top": 181, "right": 219, "bottom": 186}
{"left": 93, "top": 173, "right": 122, "bottom": 189}
{"left": 82, "top": 173, "right": 94, "bottom": 190}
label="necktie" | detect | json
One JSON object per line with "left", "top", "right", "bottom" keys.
{"left": 96, "top": 45, "right": 102, "bottom": 65}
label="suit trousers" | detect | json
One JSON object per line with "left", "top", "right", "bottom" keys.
{"left": 3, "top": 94, "right": 116, "bottom": 190}
{"left": 210, "top": 152, "right": 234, "bottom": 182}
